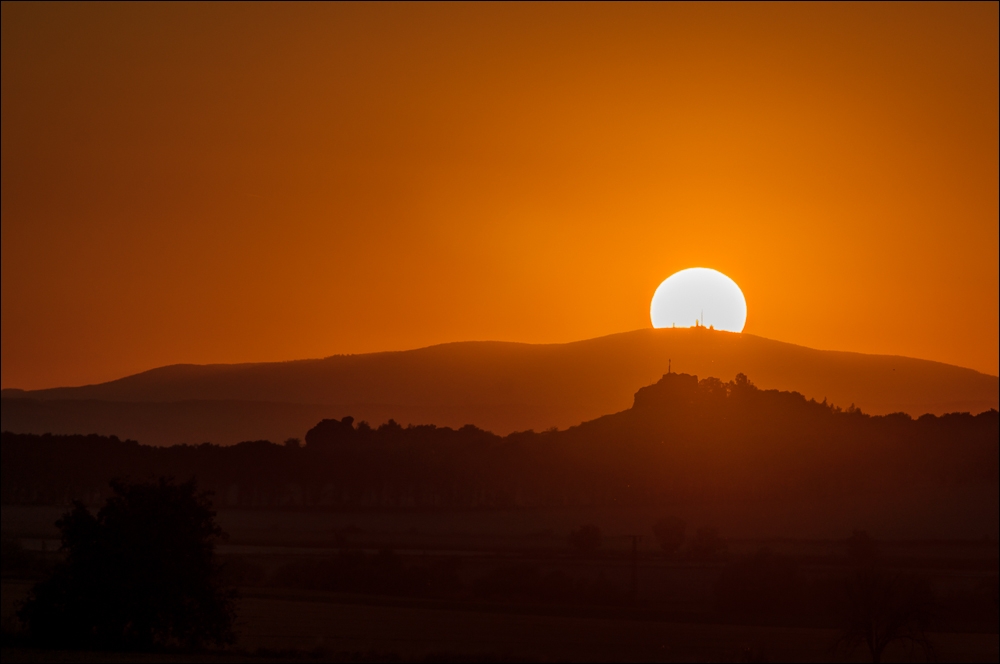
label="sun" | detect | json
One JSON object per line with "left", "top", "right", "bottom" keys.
{"left": 650, "top": 268, "right": 747, "bottom": 332}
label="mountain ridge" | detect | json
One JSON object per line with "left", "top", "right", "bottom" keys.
{"left": 6, "top": 329, "right": 996, "bottom": 396}
{"left": 2, "top": 328, "right": 996, "bottom": 445}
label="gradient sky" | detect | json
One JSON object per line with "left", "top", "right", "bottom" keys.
{"left": 2, "top": 2, "right": 998, "bottom": 390}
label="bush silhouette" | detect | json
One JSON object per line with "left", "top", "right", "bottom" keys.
{"left": 18, "top": 478, "right": 234, "bottom": 650}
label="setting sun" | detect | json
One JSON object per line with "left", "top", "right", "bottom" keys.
{"left": 0, "top": 5, "right": 997, "bottom": 660}
{"left": 650, "top": 268, "right": 747, "bottom": 332}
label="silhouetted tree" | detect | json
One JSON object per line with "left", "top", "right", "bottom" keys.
{"left": 568, "top": 525, "right": 602, "bottom": 554}
{"left": 18, "top": 478, "right": 234, "bottom": 650}
{"left": 3, "top": 374, "right": 997, "bottom": 511}
{"left": 838, "top": 569, "right": 934, "bottom": 663}
{"left": 305, "top": 416, "right": 356, "bottom": 447}
{"left": 651, "top": 516, "right": 685, "bottom": 555}
{"left": 837, "top": 532, "right": 934, "bottom": 663}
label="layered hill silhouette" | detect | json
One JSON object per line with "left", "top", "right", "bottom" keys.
{"left": 2, "top": 328, "right": 997, "bottom": 446}
{"left": 4, "top": 372, "right": 996, "bottom": 539}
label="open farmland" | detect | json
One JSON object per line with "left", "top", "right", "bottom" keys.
{"left": 3, "top": 580, "right": 998, "bottom": 662}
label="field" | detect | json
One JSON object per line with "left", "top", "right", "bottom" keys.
{"left": 4, "top": 504, "right": 998, "bottom": 662}
{"left": 3, "top": 580, "right": 998, "bottom": 662}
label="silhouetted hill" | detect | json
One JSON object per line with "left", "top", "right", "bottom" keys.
{"left": 2, "top": 329, "right": 997, "bottom": 445}
{"left": 4, "top": 373, "right": 996, "bottom": 539}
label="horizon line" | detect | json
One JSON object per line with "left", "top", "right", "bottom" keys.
{"left": 3, "top": 327, "right": 997, "bottom": 393}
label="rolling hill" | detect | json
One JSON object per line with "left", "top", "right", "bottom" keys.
{"left": 4, "top": 371, "right": 997, "bottom": 539}
{"left": 2, "top": 328, "right": 997, "bottom": 446}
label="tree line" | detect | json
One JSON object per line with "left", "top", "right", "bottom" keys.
{"left": 3, "top": 373, "right": 996, "bottom": 509}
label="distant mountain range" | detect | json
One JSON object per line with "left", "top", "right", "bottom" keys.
{"left": 2, "top": 328, "right": 997, "bottom": 446}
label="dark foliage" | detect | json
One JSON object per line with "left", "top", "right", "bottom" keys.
{"left": 836, "top": 534, "right": 935, "bottom": 663}
{"left": 838, "top": 569, "right": 935, "bottom": 663}
{"left": 2, "top": 373, "right": 997, "bottom": 511}
{"left": 17, "top": 478, "right": 234, "bottom": 650}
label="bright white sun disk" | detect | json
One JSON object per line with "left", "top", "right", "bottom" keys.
{"left": 650, "top": 268, "right": 747, "bottom": 332}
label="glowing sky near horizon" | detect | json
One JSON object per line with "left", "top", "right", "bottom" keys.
{"left": 1, "top": 4, "right": 997, "bottom": 389}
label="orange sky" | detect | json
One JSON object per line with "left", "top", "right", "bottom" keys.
{"left": 2, "top": 3, "right": 998, "bottom": 390}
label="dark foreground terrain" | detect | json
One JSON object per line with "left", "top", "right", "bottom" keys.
{"left": 2, "top": 373, "right": 997, "bottom": 661}
{"left": 3, "top": 586, "right": 998, "bottom": 662}
{"left": 3, "top": 509, "right": 998, "bottom": 662}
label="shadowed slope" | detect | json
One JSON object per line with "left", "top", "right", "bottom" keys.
{"left": 4, "top": 373, "right": 997, "bottom": 539}
{"left": 2, "top": 328, "right": 997, "bottom": 445}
